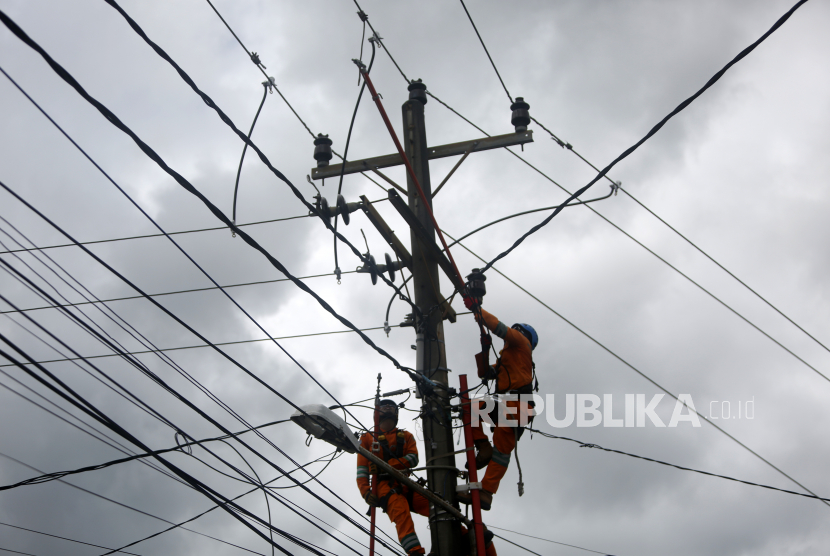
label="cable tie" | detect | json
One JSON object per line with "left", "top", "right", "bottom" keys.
{"left": 579, "top": 443, "right": 601, "bottom": 449}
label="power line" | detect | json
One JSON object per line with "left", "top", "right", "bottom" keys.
{"left": 490, "top": 527, "right": 608, "bottom": 556}
{"left": 0, "top": 418, "right": 290, "bottom": 492}
{"left": 0, "top": 271, "right": 356, "bottom": 316}
{"left": 0, "top": 62, "right": 397, "bottom": 535}
{"left": 0, "top": 265, "right": 399, "bottom": 552}
{"left": 0, "top": 521, "right": 143, "bottom": 556}
{"left": 0, "top": 211, "right": 312, "bottom": 256}
{"left": 441, "top": 230, "right": 830, "bottom": 509}
{"left": 0, "top": 452, "right": 266, "bottom": 556}
{"left": 457, "top": 0, "right": 512, "bottom": 102}
{"left": 358, "top": 12, "right": 828, "bottom": 385}
{"left": 0, "top": 331, "right": 364, "bottom": 556}
{"left": 0, "top": 180, "right": 399, "bottom": 551}
{"left": 0, "top": 48, "right": 386, "bottom": 440}
{"left": 0, "top": 373, "right": 188, "bottom": 489}
{"left": 528, "top": 428, "right": 830, "bottom": 503}
{"left": 454, "top": 0, "right": 830, "bottom": 363}
{"left": 474, "top": 0, "right": 810, "bottom": 273}
{"left": 0, "top": 324, "right": 396, "bottom": 368}
{"left": 411, "top": 31, "right": 830, "bottom": 384}
{"left": 0, "top": 10, "right": 415, "bottom": 379}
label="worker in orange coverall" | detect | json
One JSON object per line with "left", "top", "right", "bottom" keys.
{"left": 357, "top": 399, "right": 497, "bottom": 555}
{"left": 457, "top": 298, "right": 538, "bottom": 511}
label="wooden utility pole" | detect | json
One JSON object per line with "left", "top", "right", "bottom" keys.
{"left": 311, "top": 78, "right": 532, "bottom": 555}
{"left": 402, "top": 96, "right": 461, "bottom": 555}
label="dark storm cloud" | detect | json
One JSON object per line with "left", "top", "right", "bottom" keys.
{"left": 1, "top": 0, "right": 829, "bottom": 555}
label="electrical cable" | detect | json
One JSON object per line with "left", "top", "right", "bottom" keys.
{"left": 0, "top": 271, "right": 357, "bottom": 316}
{"left": 0, "top": 182, "right": 402, "bottom": 552}
{"left": 457, "top": 0, "right": 512, "bottom": 102}
{"left": 0, "top": 227, "right": 201, "bottom": 429}
{"left": 0, "top": 266, "right": 186, "bottom": 438}
{"left": 233, "top": 80, "right": 271, "bottom": 225}
{"left": 0, "top": 452, "right": 266, "bottom": 556}
{"left": 1, "top": 279, "right": 383, "bottom": 554}
{"left": 0, "top": 324, "right": 397, "bottom": 368}
{"left": 474, "top": 0, "right": 809, "bottom": 273}
{"left": 0, "top": 417, "right": 289, "bottom": 492}
{"left": 0, "top": 376, "right": 187, "bottom": 489}
{"left": 528, "top": 427, "right": 830, "bottom": 503}
{"left": 0, "top": 283, "right": 397, "bottom": 552}
{"left": 427, "top": 98, "right": 830, "bottom": 384}
{"left": 97, "top": 0, "right": 417, "bottom": 314}
{"left": 0, "top": 336, "right": 356, "bottom": 556}
{"left": 0, "top": 22, "right": 416, "bottom": 392}
{"left": 490, "top": 527, "right": 607, "bottom": 556}
{"left": 333, "top": 38, "right": 375, "bottom": 282}
{"left": 456, "top": 0, "right": 830, "bottom": 362}
{"left": 0, "top": 199, "right": 388, "bottom": 257}
{"left": 0, "top": 521, "right": 143, "bottom": 556}
{"left": 363, "top": 2, "right": 827, "bottom": 383}
{"left": 442, "top": 230, "right": 830, "bottom": 509}
{"left": 97, "top": 451, "right": 355, "bottom": 556}
{"left": 444, "top": 186, "right": 616, "bottom": 249}
{"left": 0, "top": 57, "right": 382, "bottom": 436}
{"left": 616, "top": 184, "right": 830, "bottom": 357}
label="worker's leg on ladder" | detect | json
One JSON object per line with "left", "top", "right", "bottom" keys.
{"left": 481, "top": 417, "right": 517, "bottom": 494}
{"left": 386, "top": 491, "right": 424, "bottom": 555}
{"left": 410, "top": 491, "right": 430, "bottom": 518}
{"left": 471, "top": 399, "right": 492, "bottom": 442}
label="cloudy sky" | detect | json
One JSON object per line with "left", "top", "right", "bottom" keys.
{"left": 1, "top": 0, "right": 829, "bottom": 555}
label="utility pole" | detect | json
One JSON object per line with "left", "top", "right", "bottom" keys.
{"left": 402, "top": 94, "right": 460, "bottom": 555}
{"left": 310, "top": 78, "right": 533, "bottom": 556}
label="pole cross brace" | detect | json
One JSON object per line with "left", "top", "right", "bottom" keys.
{"left": 311, "top": 130, "right": 533, "bottom": 180}
{"left": 387, "top": 188, "right": 465, "bottom": 292}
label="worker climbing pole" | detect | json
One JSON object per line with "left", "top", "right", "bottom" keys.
{"left": 310, "top": 52, "right": 533, "bottom": 554}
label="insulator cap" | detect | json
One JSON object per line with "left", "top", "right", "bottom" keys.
{"left": 408, "top": 79, "right": 427, "bottom": 105}
{"left": 510, "top": 97, "right": 530, "bottom": 132}
{"left": 466, "top": 268, "right": 487, "bottom": 300}
{"left": 313, "top": 133, "right": 333, "bottom": 168}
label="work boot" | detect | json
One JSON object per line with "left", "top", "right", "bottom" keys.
{"left": 456, "top": 488, "right": 493, "bottom": 511}
{"left": 474, "top": 438, "right": 492, "bottom": 469}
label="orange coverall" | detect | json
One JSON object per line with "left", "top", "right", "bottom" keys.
{"left": 474, "top": 308, "right": 534, "bottom": 494}
{"left": 357, "top": 428, "right": 497, "bottom": 555}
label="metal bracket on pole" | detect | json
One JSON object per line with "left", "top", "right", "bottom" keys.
{"left": 456, "top": 482, "right": 482, "bottom": 493}
{"left": 365, "top": 164, "right": 407, "bottom": 194}
{"left": 359, "top": 195, "right": 412, "bottom": 270}
{"left": 387, "top": 189, "right": 465, "bottom": 292}
{"left": 432, "top": 141, "right": 478, "bottom": 198}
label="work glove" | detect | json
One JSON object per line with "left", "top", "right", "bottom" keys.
{"left": 364, "top": 491, "right": 380, "bottom": 507}
{"left": 463, "top": 296, "right": 480, "bottom": 310}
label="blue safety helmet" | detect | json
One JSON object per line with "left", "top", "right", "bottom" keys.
{"left": 512, "top": 323, "right": 538, "bottom": 350}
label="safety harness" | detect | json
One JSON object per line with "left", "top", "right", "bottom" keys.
{"left": 369, "top": 430, "right": 415, "bottom": 514}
